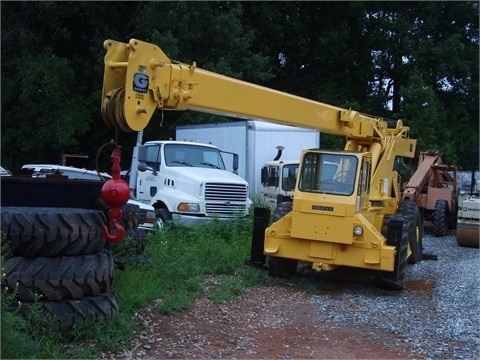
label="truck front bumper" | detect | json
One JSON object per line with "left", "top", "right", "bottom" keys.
{"left": 172, "top": 213, "right": 246, "bottom": 227}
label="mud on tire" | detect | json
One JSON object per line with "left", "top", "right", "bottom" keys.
{"left": 1, "top": 250, "right": 114, "bottom": 301}
{"left": 1, "top": 207, "right": 106, "bottom": 257}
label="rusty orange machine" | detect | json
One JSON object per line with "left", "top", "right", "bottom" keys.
{"left": 401, "top": 151, "right": 458, "bottom": 237}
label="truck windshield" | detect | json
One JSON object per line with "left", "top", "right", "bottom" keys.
{"left": 164, "top": 143, "right": 226, "bottom": 170}
{"left": 299, "top": 152, "right": 358, "bottom": 195}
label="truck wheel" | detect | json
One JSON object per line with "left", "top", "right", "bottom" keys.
{"left": 432, "top": 199, "right": 449, "bottom": 237}
{"left": 375, "top": 216, "right": 409, "bottom": 290}
{"left": 1, "top": 207, "right": 106, "bottom": 257}
{"left": 15, "top": 289, "right": 119, "bottom": 332}
{"left": 155, "top": 208, "right": 172, "bottom": 230}
{"left": 272, "top": 202, "right": 293, "bottom": 222}
{"left": 268, "top": 257, "right": 298, "bottom": 277}
{"left": 1, "top": 250, "right": 114, "bottom": 301}
{"left": 397, "top": 201, "right": 423, "bottom": 264}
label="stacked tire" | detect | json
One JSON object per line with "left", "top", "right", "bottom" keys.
{"left": 1, "top": 207, "right": 119, "bottom": 332}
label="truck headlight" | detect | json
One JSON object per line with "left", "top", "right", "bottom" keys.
{"left": 178, "top": 202, "right": 200, "bottom": 213}
{"left": 145, "top": 210, "right": 155, "bottom": 224}
{"left": 353, "top": 226, "right": 363, "bottom": 236}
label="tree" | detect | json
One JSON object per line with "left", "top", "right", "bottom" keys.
{"left": 1, "top": 1, "right": 478, "bottom": 170}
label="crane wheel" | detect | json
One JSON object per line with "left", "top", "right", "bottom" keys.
{"left": 268, "top": 257, "right": 298, "bottom": 277}
{"left": 268, "top": 202, "right": 298, "bottom": 277}
{"left": 375, "top": 215, "right": 409, "bottom": 290}
{"left": 272, "top": 202, "right": 293, "bottom": 221}
{"left": 397, "top": 201, "right": 423, "bottom": 264}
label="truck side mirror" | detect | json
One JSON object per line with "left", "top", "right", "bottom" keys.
{"left": 233, "top": 154, "right": 239, "bottom": 175}
{"left": 261, "top": 167, "right": 268, "bottom": 185}
{"left": 138, "top": 162, "right": 148, "bottom": 172}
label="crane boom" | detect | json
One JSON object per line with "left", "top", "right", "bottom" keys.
{"left": 102, "top": 38, "right": 410, "bottom": 147}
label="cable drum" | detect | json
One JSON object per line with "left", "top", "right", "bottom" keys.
{"left": 101, "top": 87, "right": 131, "bottom": 132}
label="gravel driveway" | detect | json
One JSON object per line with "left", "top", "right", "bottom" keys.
{"left": 104, "top": 230, "right": 479, "bottom": 359}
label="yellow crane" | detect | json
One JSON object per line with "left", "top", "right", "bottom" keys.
{"left": 102, "top": 38, "right": 422, "bottom": 289}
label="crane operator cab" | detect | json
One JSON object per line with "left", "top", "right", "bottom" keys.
{"left": 299, "top": 151, "right": 368, "bottom": 197}
{"left": 295, "top": 149, "right": 373, "bottom": 218}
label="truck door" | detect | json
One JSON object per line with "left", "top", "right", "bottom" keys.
{"left": 137, "top": 144, "right": 162, "bottom": 203}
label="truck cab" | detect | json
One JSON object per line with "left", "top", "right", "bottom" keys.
{"left": 133, "top": 140, "right": 252, "bottom": 227}
{"left": 260, "top": 160, "right": 298, "bottom": 210}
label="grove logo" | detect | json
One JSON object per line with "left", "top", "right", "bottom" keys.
{"left": 133, "top": 73, "right": 148, "bottom": 93}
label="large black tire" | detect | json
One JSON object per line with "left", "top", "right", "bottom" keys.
{"left": 376, "top": 215, "right": 409, "bottom": 290}
{"left": 268, "top": 202, "right": 298, "bottom": 277}
{"left": 397, "top": 201, "right": 423, "bottom": 264}
{"left": 268, "top": 257, "right": 298, "bottom": 277}
{"left": 1, "top": 250, "right": 114, "bottom": 301}
{"left": 432, "top": 199, "right": 449, "bottom": 237}
{"left": 124, "top": 228, "right": 148, "bottom": 253}
{"left": 272, "top": 201, "right": 293, "bottom": 222}
{"left": 1, "top": 207, "right": 106, "bottom": 257}
{"left": 15, "top": 289, "right": 119, "bottom": 332}
{"left": 155, "top": 208, "right": 173, "bottom": 230}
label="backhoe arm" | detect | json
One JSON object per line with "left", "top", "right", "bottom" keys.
{"left": 102, "top": 39, "right": 408, "bottom": 144}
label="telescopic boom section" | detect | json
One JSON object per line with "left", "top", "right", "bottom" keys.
{"left": 102, "top": 38, "right": 409, "bottom": 145}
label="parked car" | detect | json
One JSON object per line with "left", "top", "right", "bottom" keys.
{"left": 21, "top": 164, "right": 156, "bottom": 232}
{"left": 0, "top": 166, "right": 12, "bottom": 176}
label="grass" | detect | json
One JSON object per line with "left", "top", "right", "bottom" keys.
{"left": 1, "top": 215, "right": 266, "bottom": 359}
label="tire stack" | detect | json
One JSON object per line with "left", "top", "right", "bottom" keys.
{"left": 1, "top": 207, "right": 119, "bottom": 332}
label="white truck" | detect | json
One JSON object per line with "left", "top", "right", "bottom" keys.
{"left": 176, "top": 120, "right": 320, "bottom": 200}
{"left": 126, "top": 132, "right": 251, "bottom": 227}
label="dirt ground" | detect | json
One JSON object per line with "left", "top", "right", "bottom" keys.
{"left": 103, "top": 279, "right": 423, "bottom": 360}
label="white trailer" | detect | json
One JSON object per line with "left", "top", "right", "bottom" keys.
{"left": 176, "top": 120, "right": 320, "bottom": 196}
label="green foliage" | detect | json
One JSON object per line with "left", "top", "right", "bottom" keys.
{"left": 399, "top": 70, "right": 453, "bottom": 160}
{"left": 109, "top": 233, "right": 152, "bottom": 269}
{"left": 0, "top": 1, "right": 478, "bottom": 169}
{"left": 1, "top": 232, "right": 12, "bottom": 261}
{"left": 1, "top": 275, "right": 64, "bottom": 359}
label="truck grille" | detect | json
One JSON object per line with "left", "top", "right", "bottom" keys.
{"left": 205, "top": 183, "right": 248, "bottom": 217}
